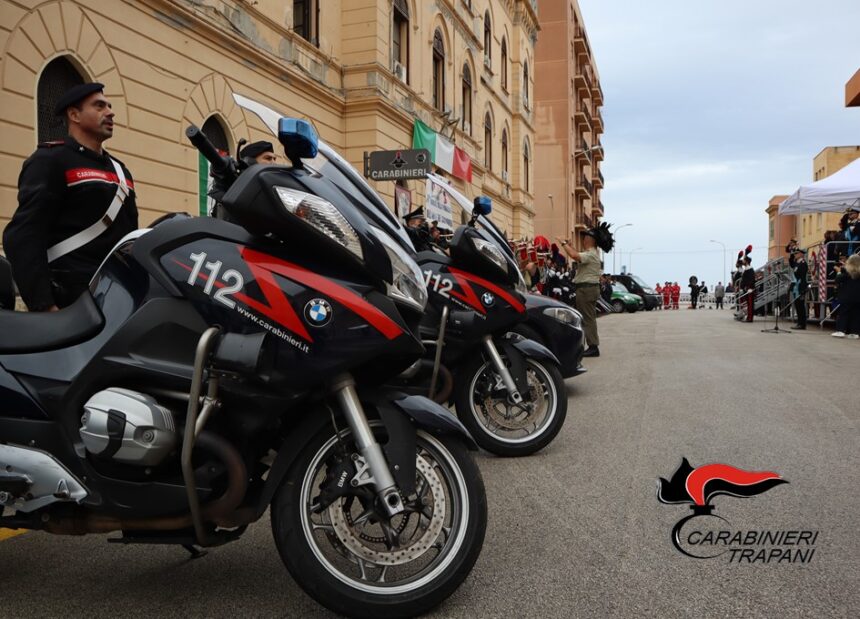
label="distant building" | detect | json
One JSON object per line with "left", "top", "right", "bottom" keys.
{"left": 766, "top": 195, "right": 793, "bottom": 260}
{"left": 533, "top": 0, "right": 603, "bottom": 248}
{"left": 846, "top": 68, "right": 860, "bottom": 107}
{"left": 797, "top": 146, "right": 860, "bottom": 250}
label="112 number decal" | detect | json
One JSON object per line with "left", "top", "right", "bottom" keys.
{"left": 187, "top": 251, "right": 244, "bottom": 308}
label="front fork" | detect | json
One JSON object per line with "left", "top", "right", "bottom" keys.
{"left": 330, "top": 374, "right": 406, "bottom": 519}
{"left": 482, "top": 335, "right": 523, "bottom": 404}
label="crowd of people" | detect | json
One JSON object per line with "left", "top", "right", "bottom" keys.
{"left": 813, "top": 207, "right": 860, "bottom": 337}
{"left": 656, "top": 282, "right": 680, "bottom": 309}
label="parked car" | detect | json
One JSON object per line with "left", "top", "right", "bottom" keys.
{"left": 613, "top": 274, "right": 662, "bottom": 310}
{"left": 513, "top": 294, "right": 586, "bottom": 379}
{"left": 611, "top": 283, "right": 643, "bottom": 313}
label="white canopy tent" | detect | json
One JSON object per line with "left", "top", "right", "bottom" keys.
{"left": 779, "top": 158, "right": 860, "bottom": 214}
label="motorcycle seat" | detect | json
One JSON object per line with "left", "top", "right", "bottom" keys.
{"left": 0, "top": 292, "right": 104, "bottom": 354}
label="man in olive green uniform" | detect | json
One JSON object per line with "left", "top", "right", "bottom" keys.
{"left": 557, "top": 222, "right": 615, "bottom": 357}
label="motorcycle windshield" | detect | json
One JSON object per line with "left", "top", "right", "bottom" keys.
{"left": 232, "top": 93, "right": 414, "bottom": 253}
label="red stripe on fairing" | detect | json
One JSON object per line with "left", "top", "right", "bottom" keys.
{"left": 65, "top": 168, "right": 134, "bottom": 189}
{"left": 448, "top": 267, "right": 526, "bottom": 314}
{"left": 686, "top": 464, "right": 783, "bottom": 506}
{"left": 233, "top": 263, "right": 312, "bottom": 342}
{"left": 172, "top": 257, "right": 312, "bottom": 342}
{"left": 241, "top": 248, "right": 404, "bottom": 340}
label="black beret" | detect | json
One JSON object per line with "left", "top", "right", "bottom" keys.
{"left": 403, "top": 206, "right": 425, "bottom": 222}
{"left": 239, "top": 140, "right": 274, "bottom": 159}
{"left": 54, "top": 82, "right": 104, "bottom": 116}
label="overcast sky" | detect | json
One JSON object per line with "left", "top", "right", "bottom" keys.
{"left": 578, "top": 0, "right": 859, "bottom": 288}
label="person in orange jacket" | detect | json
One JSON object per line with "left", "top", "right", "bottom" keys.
{"left": 671, "top": 282, "right": 681, "bottom": 309}
{"left": 662, "top": 281, "right": 671, "bottom": 309}
{"left": 655, "top": 283, "right": 664, "bottom": 310}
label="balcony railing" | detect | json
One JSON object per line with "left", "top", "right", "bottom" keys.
{"left": 592, "top": 141, "right": 604, "bottom": 161}
{"left": 575, "top": 137, "right": 592, "bottom": 162}
{"left": 574, "top": 210, "right": 593, "bottom": 229}
{"left": 574, "top": 55, "right": 593, "bottom": 94}
{"left": 574, "top": 99, "right": 592, "bottom": 128}
{"left": 594, "top": 169, "right": 604, "bottom": 187}
{"left": 576, "top": 174, "right": 593, "bottom": 197}
{"left": 574, "top": 26, "right": 590, "bottom": 56}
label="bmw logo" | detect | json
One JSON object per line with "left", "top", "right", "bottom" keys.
{"left": 481, "top": 292, "right": 495, "bottom": 307}
{"left": 304, "top": 298, "right": 333, "bottom": 327}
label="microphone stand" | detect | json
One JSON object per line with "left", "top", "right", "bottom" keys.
{"left": 762, "top": 263, "right": 790, "bottom": 335}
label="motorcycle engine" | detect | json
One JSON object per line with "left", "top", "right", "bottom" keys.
{"left": 80, "top": 388, "right": 177, "bottom": 467}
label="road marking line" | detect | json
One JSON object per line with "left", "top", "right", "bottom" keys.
{"left": 0, "top": 528, "right": 28, "bottom": 541}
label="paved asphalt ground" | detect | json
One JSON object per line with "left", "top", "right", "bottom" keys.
{"left": 2, "top": 308, "right": 858, "bottom": 618}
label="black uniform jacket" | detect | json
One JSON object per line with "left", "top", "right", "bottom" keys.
{"left": 740, "top": 267, "right": 755, "bottom": 289}
{"left": 2, "top": 137, "right": 138, "bottom": 310}
{"left": 793, "top": 259, "right": 809, "bottom": 294}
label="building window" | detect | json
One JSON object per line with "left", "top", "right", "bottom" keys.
{"left": 501, "top": 129, "right": 508, "bottom": 179}
{"left": 522, "top": 61, "right": 530, "bottom": 108}
{"left": 38, "top": 56, "right": 84, "bottom": 142}
{"left": 462, "top": 64, "right": 472, "bottom": 134}
{"left": 293, "top": 0, "right": 319, "bottom": 46}
{"left": 483, "top": 112, "right": 493, "bottom": 170}
{"left": 769, "top": 220, "right": 774, "bottom": 241}
{"left": 500, "top": 37, "right": 508, "bottom": 91}
{"left": 392, "top": 0, "right": 409, "bottom": 82}
{"left": 432, "top": 28, "right": 445, "bottom": 111}
{"left": 523, "top": 139, "right": 530, "bottom": 192}
{"left": 483, "top": 12, "right": 492, "bottom": 67}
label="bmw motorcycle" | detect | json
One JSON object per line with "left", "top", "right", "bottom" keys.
{"left": 391, "top": 190, "right": 568, "bottom": 458}
{"left": 230, "top": 99, "right": 569, "bottom": 458}
{"left": 0, "top": 113, "right": 487, "bottom": 618}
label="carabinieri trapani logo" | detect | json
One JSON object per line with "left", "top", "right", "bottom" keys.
{"left": 656, "top": 458, "right": 817, "bottom": 564}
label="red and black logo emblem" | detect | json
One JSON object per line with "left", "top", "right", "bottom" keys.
{"left": 657, "top": 458, "right": 788, "bottom": 559}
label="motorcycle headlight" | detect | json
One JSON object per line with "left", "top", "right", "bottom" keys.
{"left": 471, "top": 237, "right": 507, "bottom": 273}
{"left": 370, "top": 228, "right": 427, "bottom": 311}
{"left": 542, "top": 306, "right": 582, "bottom": 328}
{"left": 274, "top": 187, "right": 363, "bottom": 260}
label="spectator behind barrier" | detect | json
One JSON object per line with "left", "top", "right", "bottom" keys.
{"left": 831, "top": 254, "right": 860, "bottom": 339}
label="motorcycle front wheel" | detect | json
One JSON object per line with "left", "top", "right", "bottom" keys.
{"left": 270, "top": 423, "right": 486, "bottom": 619}
{"left": 455, "top": 353, "right": 567, "bottom": 457}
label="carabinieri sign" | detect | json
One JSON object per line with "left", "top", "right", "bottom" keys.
{"left": 363, "top": 148, "right": 431, "bottom": 181}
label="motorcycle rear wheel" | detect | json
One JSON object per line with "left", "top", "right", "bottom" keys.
{"left": 270, "top": 423, "right": 486, "bottom": 618}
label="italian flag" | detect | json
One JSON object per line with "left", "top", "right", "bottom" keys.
{"left": 412, "top": 119, "right": 473, "bottom": 182}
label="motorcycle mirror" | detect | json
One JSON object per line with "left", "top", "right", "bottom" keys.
{"left": 278, "top": 118, "right": 319, "bottom": 168}
{"left": 473, "top": 196, "right": 492, "bottom": 216}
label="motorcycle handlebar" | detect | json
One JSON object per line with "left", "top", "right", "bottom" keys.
{"left": 185, "top": 125, "right": 229, "bottom": 175}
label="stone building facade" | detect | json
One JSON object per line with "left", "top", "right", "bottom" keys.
{"left": 0, "top": 0, "right": 540, "bottom": 250}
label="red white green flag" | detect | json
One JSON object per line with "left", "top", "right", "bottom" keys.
{"left": 412, "top": 119, "right": 472, "bottom": 182}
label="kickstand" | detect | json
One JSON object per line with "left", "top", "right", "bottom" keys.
{"left": 182, "top": 544, "right": 208, "bottom": 559}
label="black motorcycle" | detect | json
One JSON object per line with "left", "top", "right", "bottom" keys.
{"left": 0, "top": 111, "right": 486, "bottom": 618}
{"left": 388, "top": 189, "right": 567, "bottom": 458}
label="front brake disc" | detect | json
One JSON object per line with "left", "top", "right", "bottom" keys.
{"left": 328, "top": 455, "right": 446, "bottom": 566}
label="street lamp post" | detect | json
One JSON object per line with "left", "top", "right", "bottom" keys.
{"left": 709, "top": 239, "right": 726, "bottom": 285}
{"left": 629, "top": 247, "right": 643, "bottom": 272}
{"left": 611, "top": 223, "right": 633, "bottom": 274}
